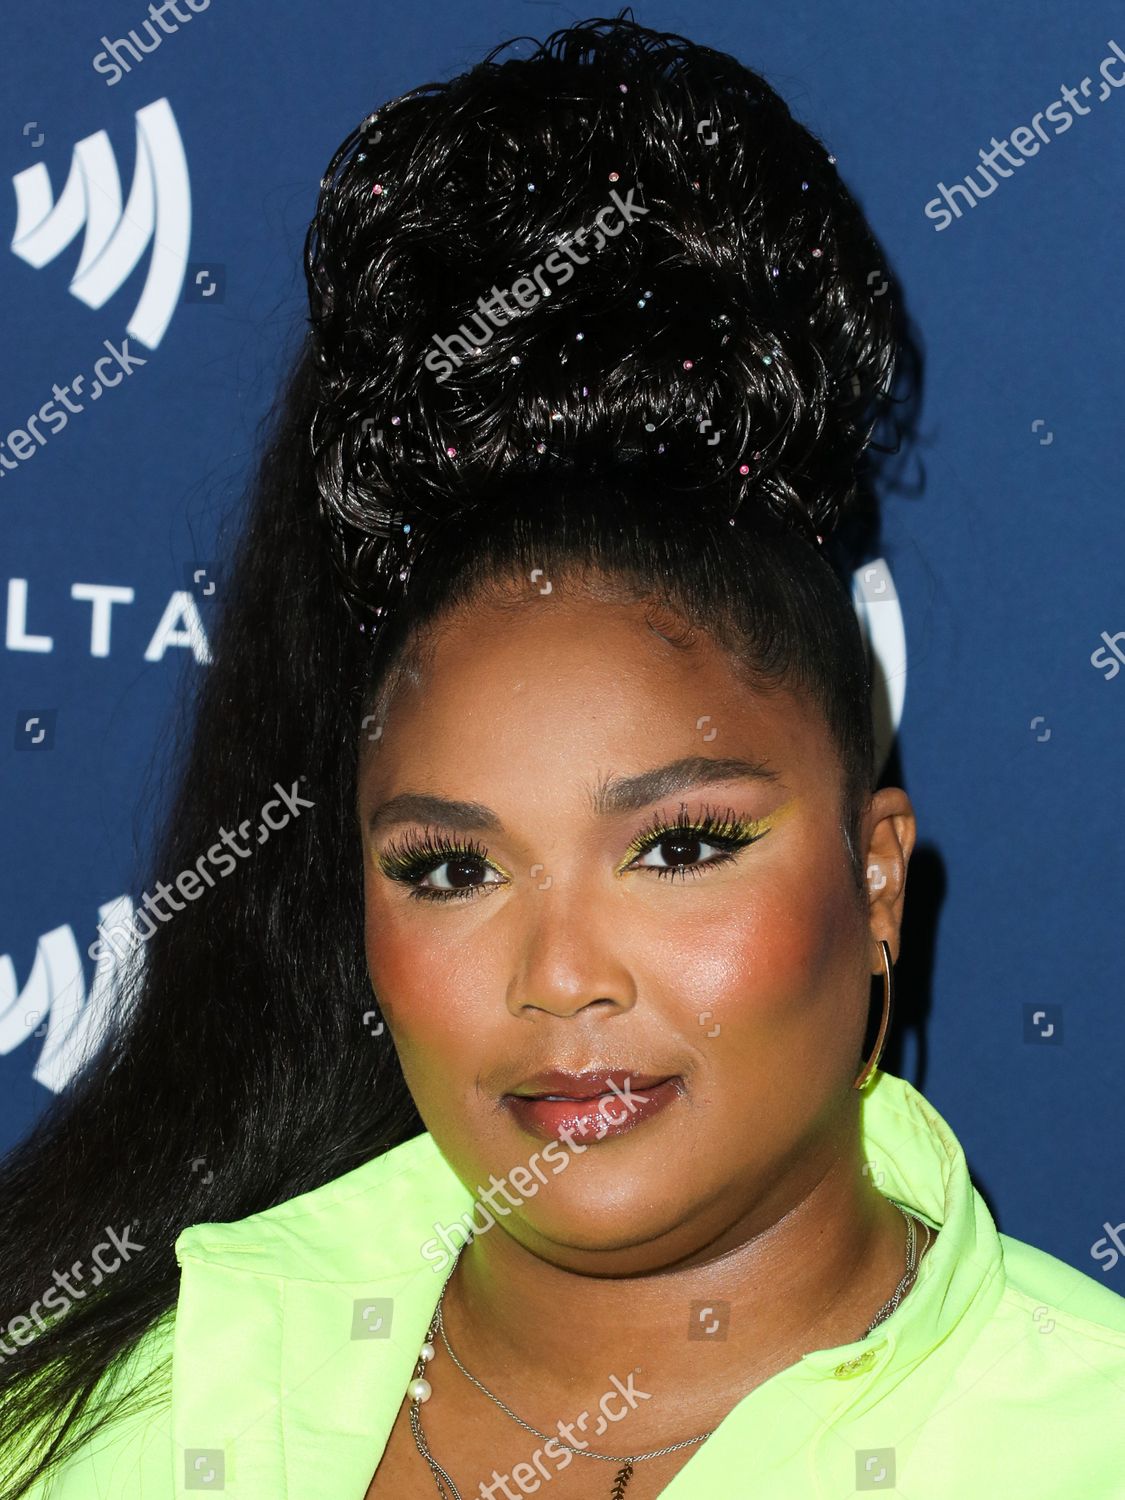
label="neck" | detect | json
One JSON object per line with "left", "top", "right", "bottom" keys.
{"left": 439, "top": 1127, "right": 921, "bottom": 1432}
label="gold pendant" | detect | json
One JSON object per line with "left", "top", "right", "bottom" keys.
{"left": 610, "top": 1460, "right": 634, "bottom": 1498}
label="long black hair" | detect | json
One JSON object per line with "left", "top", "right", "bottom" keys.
{"left": 0, "top": 13, "right": 905, "bottom": 1494}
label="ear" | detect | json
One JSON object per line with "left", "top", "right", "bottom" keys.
{"left": 860, "top": 786, "right": 917, "bottom": 967}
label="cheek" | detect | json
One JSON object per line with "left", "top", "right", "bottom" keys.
{"left": 366, "top": 895, "right": 494, "bottom": 1013}
{"left": 363, "top": 888, "right": 503, "bottom": 1119}
{"left": 652, "top": 858, "right": 863, "bottom": 1088}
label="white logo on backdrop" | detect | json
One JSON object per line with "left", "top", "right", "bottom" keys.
{"left": 0, "top": 898, "right": 140, "bottom": 1094}
{"left": 10, "top": 97, "right": 190, "bottom": 350}
{"left": 852, "top": 557, "right": 906, "bottom": 774}
{"left": 4, "top": 578, "right": 212, "bottom": 662}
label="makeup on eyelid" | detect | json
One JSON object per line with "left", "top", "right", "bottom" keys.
{"left": 370, "top": 794, "right": 800, "bottom": 899}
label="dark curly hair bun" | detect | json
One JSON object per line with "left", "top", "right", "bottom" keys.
{"left": 303, "top": 11, "right": 899, "bottom": 623}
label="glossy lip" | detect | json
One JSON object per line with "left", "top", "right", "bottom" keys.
{"left": 502, "top": 1071, "right": 682, "bottom": 1143}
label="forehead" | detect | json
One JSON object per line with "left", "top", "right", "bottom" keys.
{"left": 359, "top": 585, "right": 838, "bottom": 801}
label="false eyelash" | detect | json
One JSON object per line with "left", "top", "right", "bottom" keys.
{"left": 618, "top": 801, "right": 771, "bottom": 880}
{"left": 377, "top": 826, "right": 495, "bottom": 903}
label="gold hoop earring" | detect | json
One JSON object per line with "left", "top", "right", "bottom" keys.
{"left": 853, "top": 939, "right": 894, "bottom": 1090}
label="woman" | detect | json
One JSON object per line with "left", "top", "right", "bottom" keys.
{"left": 1, "top": 13, "right": 1122, "bottom": 1499}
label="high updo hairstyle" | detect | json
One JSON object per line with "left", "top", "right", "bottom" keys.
{"left": 0, "top": 14, "right": 903, "bottom": 1495}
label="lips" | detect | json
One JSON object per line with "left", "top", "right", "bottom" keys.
{"left": 508, "top": 1068, "right": 674, "bottom": 1100}
{"left": 502, "top": 1068, "right": 682, "bottom": 1143}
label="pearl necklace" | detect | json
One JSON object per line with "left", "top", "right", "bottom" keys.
{"left": 406, "top": 1202, "right": 931, "bottom": 1499}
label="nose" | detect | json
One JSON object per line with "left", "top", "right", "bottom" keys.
{"left": 504, "top": 884, "right": 638, "bottom": 1019}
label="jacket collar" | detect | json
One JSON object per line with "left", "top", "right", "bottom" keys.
{"left": 170, "top": 1069, "right": 1005, "bottom": 1498}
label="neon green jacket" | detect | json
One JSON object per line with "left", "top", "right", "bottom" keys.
{"left": 7, "top": 1069, "right": 1125, "bottom": 1497}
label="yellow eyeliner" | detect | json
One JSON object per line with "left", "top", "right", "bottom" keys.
{"left": 611, "top": 795, "right": 799, "bottom": 876}
{"left": 759, "top": 794, "right": 799, "bottom": 831}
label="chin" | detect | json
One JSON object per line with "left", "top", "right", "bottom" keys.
{"left": 499, "top": 1183, "right": 702, "bottom": 1260}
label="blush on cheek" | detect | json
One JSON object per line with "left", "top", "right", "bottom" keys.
{"left": 746, "top": 889, "right": 868, "bottom": 1098}
{"left": 362, "top": 879, "right": 439, "bottom": 1010}
{"left": 369, "top": 923, "right": 459, "bottom": 1011}
{"left": 698, "top": 897, "right": 825, "bottom": 1016}
{"left": 752, "top": 838, "right": 860, "bottom": 988}
{"left": 363, "top": 899, "right": 496, "bottom": 1087}
{"left": 661, "top": 796, "right": 852, "bottom": 1017}
{"left": 675, "top": 870, "right": 861, "bottom": 1084}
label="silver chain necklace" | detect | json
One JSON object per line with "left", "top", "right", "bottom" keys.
{"left": 406, "top": 1201, "right": 931, "bottom": 1499}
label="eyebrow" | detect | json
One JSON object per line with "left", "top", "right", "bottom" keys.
{"left": 365, "top": 755, "right": 783, "bottom": 838}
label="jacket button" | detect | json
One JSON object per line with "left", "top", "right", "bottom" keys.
{"left": 833, "top": 1348, "right": 878, "bottom": 1378}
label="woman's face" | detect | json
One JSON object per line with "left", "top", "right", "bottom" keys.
{"left": 357, "top": 578, "right": 914, "bottom": 1273}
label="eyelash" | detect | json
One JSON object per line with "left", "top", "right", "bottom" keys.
{"left": 376, "top": 803, "right": 771, "bottom": 904}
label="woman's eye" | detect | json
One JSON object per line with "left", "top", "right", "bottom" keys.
{"left": 377, "top": 828, "right": 509, "bottom": 902}
{"left": 418, "top": 856, "right": 504, "bottom": 894}
{"left": 631, "top": 831, "right": 738, "bottom": 874}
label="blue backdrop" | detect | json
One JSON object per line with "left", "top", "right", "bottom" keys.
{"left": 1, "top": 0, "right": 1122, "bottom": 1287}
